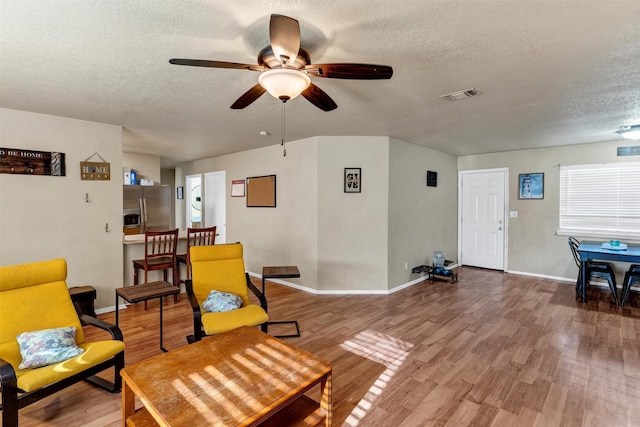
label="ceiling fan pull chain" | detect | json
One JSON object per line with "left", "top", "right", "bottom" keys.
{"left": 281, "top": 101, "right": 287, "bottom": 157}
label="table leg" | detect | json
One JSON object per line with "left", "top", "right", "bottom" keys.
{"left": 115, "top": 293, "right": 119, "bottom": 327}
{"left": 159, "top": 296, "right": 168, "bottom": 352}
{"left": 122, "top": 379, "right": 135, "bottom": 426}
{"left": 262, "top": 276, "right": 266, "bottom": 295}
{"left": 320, "top": 371, "right": 332, "bottom": 427}
{"left": 580, "top": 260, "right": 588, "bottom": 303}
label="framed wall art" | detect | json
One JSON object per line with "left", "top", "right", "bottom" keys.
{"left": 518, "top": 172, "right": 544, "bottom": 199}
{"left": 427, "top": 170, "right": 437, "bottom": 187}
{"left": 344, "top": 168, "right": 361, "bottom": 193}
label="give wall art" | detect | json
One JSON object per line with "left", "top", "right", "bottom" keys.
{"left": 344, "top": 168, "right": 361, "bottom": 193}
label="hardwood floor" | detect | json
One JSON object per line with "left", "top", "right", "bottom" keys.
{"left": 13, "top": 267, "right": 640, "bottom": 426}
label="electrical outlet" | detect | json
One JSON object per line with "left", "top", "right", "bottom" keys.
{"left": 509, "top": 211, "right": 518, "bottom": 218}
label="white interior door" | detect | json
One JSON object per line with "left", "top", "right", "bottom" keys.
{"left": 204, "top": 171, "right": 226, "bottom": 243}
{"left": 459, "top": 169, "right": 507, "bottom": 270}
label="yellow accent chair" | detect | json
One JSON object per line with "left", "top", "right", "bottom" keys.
{"left": 185, "top": 243, "right": 269, "bottom": 342}
{"left": 0, "top": 258, "right": 125, "bottom": 427}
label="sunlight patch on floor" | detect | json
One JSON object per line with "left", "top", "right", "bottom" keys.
{"left": 340, "top": 329, "right": 414, "bottom": 426}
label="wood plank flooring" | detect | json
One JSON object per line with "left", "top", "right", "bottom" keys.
{"left": 13, "top": 267, "right": 640, "bottom": 426}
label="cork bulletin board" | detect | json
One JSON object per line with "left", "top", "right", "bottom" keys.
{"left": 246, "top": 175, "right": 276, "bottom": 207}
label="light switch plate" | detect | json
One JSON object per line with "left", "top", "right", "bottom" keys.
{"left": 509, "top": 211, "right": 518, "bottom": 218}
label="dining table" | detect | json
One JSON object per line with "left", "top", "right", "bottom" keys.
{"left": 577, "top": 240, "right": 640, "bottom": 303}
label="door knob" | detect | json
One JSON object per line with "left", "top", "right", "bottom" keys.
{"left": 498, "top": 227, "right": 503, "bottom": 231}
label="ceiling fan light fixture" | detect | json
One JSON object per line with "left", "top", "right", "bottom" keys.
{"left": 258, "top": 69, "right": 310, "bottom": 101}
{"left": 617, "top": 124, "right": 640, "bottom": 140}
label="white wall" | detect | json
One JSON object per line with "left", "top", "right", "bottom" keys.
{"left": 317, "top": 136, "right": 390, "bottom": 291}
{"left": 0, "top": 108, "right": 123, "bottom": 309}
{"left": 181, "top": 138, "right": 319, "bottom": 288}
{"left": 458, "top": 140, "right": 640, "bottom": 281}
{"left": 388, "top": 139, "right": 458, "bottom": 289}
{"left": 122, "top": 152, "right": 161, "bottom": 184}
{"left": 180, "top": 135, "right": 459, "bottom": 292}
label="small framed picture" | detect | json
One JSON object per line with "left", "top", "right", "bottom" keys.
{"left": 177, "top": 186, "right": 184, "bottom": 200}
{"left": 518, "top": 173, "right": 544, "bottom": 199}
{"left": 344, "top": 168, "right": 361, "bottom": 193}
{"left": 427, "top": 171, "right": 437, "bottom": 187}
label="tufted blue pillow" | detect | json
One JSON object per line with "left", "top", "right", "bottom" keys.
{"left": 202, "top": 290, "right": 243, "bottom": 313}
{"left": 17, "top": 326, "right": 84, "bottom": 369}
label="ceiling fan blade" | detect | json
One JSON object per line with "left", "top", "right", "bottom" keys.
{"left": 230, "top": 84, "right": 267, "bottom": 109}
{"left": 301, "top": 83, "right": 338, "bottom": 111}
{"left": 169, "top": 58, "right": 262, "bottom": 71}
{"left": 269, "top": 14, "right": 301, "bottom": 65}
{"left": 306, "top": 63, "right": 393, "bottom": 79}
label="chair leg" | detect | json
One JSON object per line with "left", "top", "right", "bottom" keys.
{"left": 144, "top": 270, "right": 149, "bottom": 310}
{"left": 621, "top": 271, "right": 632, "bottom": 307}
{"left": 174, "top": 267, "right": 179, "bottom": 303}
{"left": 606, "top": 276, "right": 619, "bottom": 306}
{"left": 621, "top": 272, "right": 640, "bottom": 307}
{"left": 575, "top": 270, "right": 583, "bottom": 297}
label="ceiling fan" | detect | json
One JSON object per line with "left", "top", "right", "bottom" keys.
{"left": 169, "top": 14, "right": 393, "bottom": 111}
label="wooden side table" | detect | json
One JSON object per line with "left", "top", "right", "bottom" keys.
{"left": 69, "top": 286, "right": 97, "bottom": 317}
{"left": 115, "top": 281, "right": 180, "bottom": 352}
{"left": 262, "top": 266, "right": 301, "bottom": 338}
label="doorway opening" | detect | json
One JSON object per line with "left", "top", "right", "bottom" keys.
{"left": 185, "top": 174, "right": 202, "bottom": 228}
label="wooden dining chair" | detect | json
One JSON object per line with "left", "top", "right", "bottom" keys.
{"left": 177, "top": 226, "right": 217, "bottom": 282}
{"left": 132, "top": 228, "right": 179, "bottom": 309}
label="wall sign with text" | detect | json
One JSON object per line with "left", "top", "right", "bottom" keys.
{"left": 0, "top": 147, "right": 66, "bottom": 176}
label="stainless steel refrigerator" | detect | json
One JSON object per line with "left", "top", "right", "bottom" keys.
{"left": 123, "top": 185, "right": 171, "bottom": 234}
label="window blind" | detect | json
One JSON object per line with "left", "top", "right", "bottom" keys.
{"left": 559, "top": 162, "right": 640, "bottom": 238}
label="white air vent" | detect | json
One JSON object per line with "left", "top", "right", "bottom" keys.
{"left": 441, "top": 88, "right": 482, "bottom": 101}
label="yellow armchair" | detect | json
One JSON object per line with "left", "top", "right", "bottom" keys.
{"left": 185, "top": 243, "right": 269, "bottom": 342}
{"left": 0, "top": 258, "right": 125, "bottom": 427}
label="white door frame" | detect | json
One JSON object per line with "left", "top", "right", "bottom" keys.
{"left": 457, "top": 168, "right": 509, "bottom": 271}
{"left": 204, "top": 171, "right": 226, "bottom": 244}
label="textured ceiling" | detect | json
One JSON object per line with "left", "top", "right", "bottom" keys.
{"left": 2, "top": 1, "right": 640, "bottom": 166}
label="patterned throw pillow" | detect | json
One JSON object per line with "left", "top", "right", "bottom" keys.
{"left": 202, "top": 290, "right": 243, "bottom": 313}
{"left": 17, "top": 326, "right": 84, "bottom": 369}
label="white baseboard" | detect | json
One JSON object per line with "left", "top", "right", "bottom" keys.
{"left": 96, "top": 304, "right": 127, "bottom": 315}
{"left": 506, "top": 270, "right": 575, "bottom": 283}
{"left": 249, "top": 267, "right": 455, "bottom": 296}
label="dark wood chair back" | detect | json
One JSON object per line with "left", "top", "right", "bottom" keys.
{"left": 133, "top": 228, "right": 179, "bottom": 308}
{"left": 144, "top": 228, "right": 179, "bottom": 266}
{"left": 183, "top": 226, "right": 217, "bottom": 279}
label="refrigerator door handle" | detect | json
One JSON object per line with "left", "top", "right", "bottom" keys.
{"left": 140, "top": 198, "right": 147, "bottom": 232}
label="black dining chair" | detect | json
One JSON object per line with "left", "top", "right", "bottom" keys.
{"left": 620, "top": 264, "right": 640, "bottom": 307}
{"left": 568, "top": 237, "right": 619, "bottom": 305}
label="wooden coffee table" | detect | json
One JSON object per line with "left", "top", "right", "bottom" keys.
{"left": 121, "top": 326, "right": 332, "bottom": 426}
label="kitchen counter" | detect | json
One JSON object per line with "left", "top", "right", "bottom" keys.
{"left": 122, "top": 230, "right": 189, "bottom": 245}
